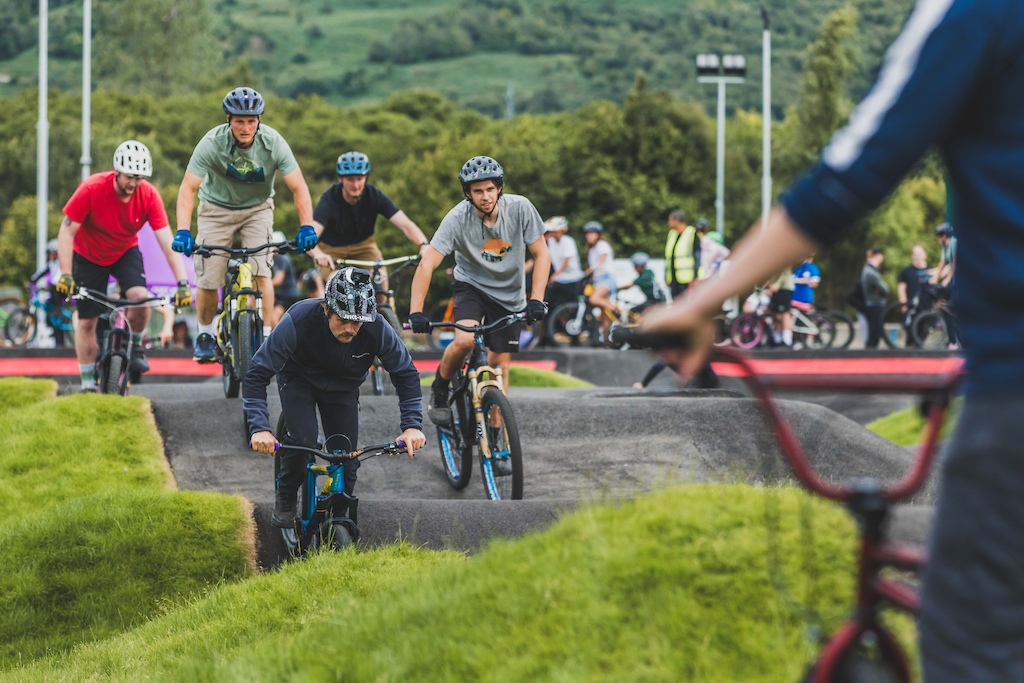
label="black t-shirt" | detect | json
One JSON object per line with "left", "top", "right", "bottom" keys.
{"left": 313, "top": 182, "right": 400, "bottom": 247}
{"left": 898, "top": 264, "right": 930, "bottom": 302}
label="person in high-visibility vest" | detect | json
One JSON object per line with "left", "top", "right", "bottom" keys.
{"left": 664, "top": 210, "right": 702, "bottom": 298}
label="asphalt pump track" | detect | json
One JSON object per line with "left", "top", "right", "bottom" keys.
{"left": 138, "top": 380, "right": 938, "bottom": 570}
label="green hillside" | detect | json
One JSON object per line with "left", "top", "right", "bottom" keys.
{"left": 2, "top": 0, "right": 916, "bottom": 115}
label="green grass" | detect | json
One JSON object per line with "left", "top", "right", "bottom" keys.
{"left": 866, "top": 398, "right": 962, "bottom": 446}
{"left": 0, "top": 379, "right": 256, "bottom": 668}
{"left": 4, "top": 485, "right": 897, "bottom": 683}
{"left": 419, "top": 364, "right": 593, "bottom": 388}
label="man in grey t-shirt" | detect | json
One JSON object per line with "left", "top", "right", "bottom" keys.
{"left": 408, "top": 156, "right": 550, "bottom": 425}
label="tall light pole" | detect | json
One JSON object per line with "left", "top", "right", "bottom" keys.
{"left": 696, "top": 53, "right": 746, "bottom": 237}
{"left": 760, "top": 4, "right": 772, "bottom": 231}
{"left": 81, "top": 0, "right": 92, "bottom": 179}
{"left": 37, "top": 0, "right": 49, "bottom": 275}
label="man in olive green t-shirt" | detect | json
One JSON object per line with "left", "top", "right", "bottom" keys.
{"left": 172, "top": 86, "right": 315, "bottom": 363}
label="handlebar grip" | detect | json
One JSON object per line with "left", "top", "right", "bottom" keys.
{"left": 396, "top": 439, "right": 406, "bottom": 448}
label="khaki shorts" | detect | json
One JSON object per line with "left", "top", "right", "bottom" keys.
{"left": 316, "top": 236, "right": 383, "bottom": 282}
{"left": 194, "top": 199, "right": 275, "bottom": 289}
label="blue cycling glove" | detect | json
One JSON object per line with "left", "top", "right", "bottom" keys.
{"left": 172, "top": 229, "right": 195, "bottom": 256}
{"left": 296, "top": 225, "right": 318, "bottom": 253}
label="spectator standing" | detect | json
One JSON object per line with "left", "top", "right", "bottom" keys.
{"left": 664, "top": 210, "right": 701, "bottom": 298}
{"left": 540, "top": 216, "right": 585, "bottom": 346}
{"left": 582, "top": 221, "right": 617, "bottom": 341}
{"left": 695, "top": 218, "right": 731, "bottom": 280}
{"left": 861, "top": 248, "right": 889, "bottom": 348}
{"left": 791, "top": 256, "right": 821, "bottom": 310}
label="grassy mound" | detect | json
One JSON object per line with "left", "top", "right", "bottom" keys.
{"left": 5, "top": 486, "right": 898, "bottom": 682}
{"left": 0, "top": 379, "right": 256, "bottom": 667}
{"left": 867, "top": 398, "right": 961, "bottom": 446}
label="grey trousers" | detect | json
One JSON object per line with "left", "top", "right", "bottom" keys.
{"left": 919, "top": 396, "right": 1024, "bottom": 681}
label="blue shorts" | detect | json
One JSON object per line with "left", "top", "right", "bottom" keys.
{"left": 591, "top": 272, "right": 618, "bottom": 297}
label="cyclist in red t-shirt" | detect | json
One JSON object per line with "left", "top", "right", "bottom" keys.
{"left": 54, "top": 140, "right": 192, "bottom": 392}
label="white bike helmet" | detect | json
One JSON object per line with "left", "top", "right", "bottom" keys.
{"left": 113, "top": 140, "right": 153, "bottom": 177}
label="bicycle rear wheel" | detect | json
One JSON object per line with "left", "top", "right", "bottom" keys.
{"left": 371, "top": 361, "right": 386, "bottom": 396}
{"left": 730, "top": 313, "right": 767, "bottom": 349}
{"left": 477, "top": 387, "right": 523, "bottom": 500}
{"left": 911, "top": 310, "right": 948, "bottom": 349}
{"left": 3, "top": 307, "right": 35, "bottom": 346}
{"left": 880, "top": 303, "right": 908, "bottom": 348}
{"left": 437, "top": 373, "right": 473, "bottom": 490}
{"left": 549, "top": 300, "right": 598, "bottom": 347}
{"left": 801, "top": 312, "right": 836, "bottom": 349}
{"left": 825, "top": 310, "right": 855, "bottom": 350}
{"left": 377, "top": 303, "right": 403, "bottom": 337}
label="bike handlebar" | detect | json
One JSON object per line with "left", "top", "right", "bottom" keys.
{"left": 75, "top": 287, "right": 174, "bottom": 310}
{"left": 405, "top": 311, "right": 527, "bottom": 334}
{"left": 334, "top": 254, "right": 422, "bottom": 269}
{"left": 266, "top": 440, "right": 410, "bottom": 464}
{"left": 193, "top": 240, "right": 295, "bottom": 258}
{"left": 612, "top": 326, "right": 961, "bottom": 504}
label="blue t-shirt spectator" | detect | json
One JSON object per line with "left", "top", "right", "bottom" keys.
{"left": 791, "top": 261, "right": 821, "bottom": 305}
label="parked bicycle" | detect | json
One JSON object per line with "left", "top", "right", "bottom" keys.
{"left": 616, "top": 328, "right": 959, "bottom": 682}
{"left": 4, "top": 271, "right": 75, "bottom": 348}
{"left": 193, "top": 239, "right": 293, "bottom": 398}
{"left": 333, "top": 254, "right": 420, "bottom": 395}
{"left": 270, "top": 416, "right": 412, "bottom": 555}
{"left": 412, "top": 312, "right": 526, "bottom": 500}
{"left": 76, "top": 287, "right": 174, "bottom": 396}
{"left": 547, "top": 282, "right": 644, "bottom": 347}
{"left": 730, "top": 293, "right": 836, "bottom": 349}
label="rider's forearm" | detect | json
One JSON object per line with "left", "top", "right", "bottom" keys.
{"left": 176, "top": 189, "right": 196, "bottom": 234}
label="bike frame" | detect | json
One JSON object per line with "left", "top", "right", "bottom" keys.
{"left": 616, "top": 330, "right": 959, "bottom": 681}
{"left": 435, "top": 314, "right": 523, "bottom": 460}
{"left": 275, "top": 439, "right": 407, "bottom": 554}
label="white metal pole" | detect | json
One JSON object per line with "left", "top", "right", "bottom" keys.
{"left": 716, "top": 79, "right": 726, "bottom": 237}
{"left": 761, "top": 8, "right": 772, "bottom": 231}
{"left": 37, "top": 0, "right": 49, "bottom": 274}
{"left": 81, "top": 0, "right": 92, "bottom": 179}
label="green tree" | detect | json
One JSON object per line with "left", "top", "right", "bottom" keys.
{"left": 0, "top": 196, "right": 63, "bottom": 289}
{"left": 93, "top": 0, "right": 217, "bottom": 94}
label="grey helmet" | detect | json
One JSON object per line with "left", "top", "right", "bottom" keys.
{"left": 325, "top": 267, "right": 376, "bottom": 323}
{"left": 935, "top": 222, "right": 954, "bottom": 237}
{"left": 222, "top": 87, "right": 265, "bottom": 116}
{"left": 630, "top": 252, "right": 650, "bottom": 268}
{"left": 336, "top": 151, "right": 371, "bottom": 176}
{"left": 583, "top": 221, "right": 604, "bottom": 234}
{"left": 459, "top": 156, "right": 504, "bottom": 190}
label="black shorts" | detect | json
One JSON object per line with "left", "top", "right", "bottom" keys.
{"left": 451, "top": 281, "right": 523, "bottom": 354}
{"left": 72, "top": 247, "right": 148, "bottom": 319}
{"left": 768, "top": 289, "right": 792, "bottom": 313}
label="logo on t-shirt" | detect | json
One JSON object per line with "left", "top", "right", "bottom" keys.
{"left": 482, "top": 239, "right": 512, "bottom": 263}
{"left": 226, "top": 155, "right": 266, "bottom": 183}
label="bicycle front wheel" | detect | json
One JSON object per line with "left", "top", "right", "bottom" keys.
{"left": 911, "top": 310, "right": 948, "bottom": 349}
{"left": 3, "top": 307, "right": 35, "bottom": 346}
{"left": 802, "top": 312, "right": 836, "bottom": 349}
{"left": 730, "top": 313, "right": 767, "bottom": 349}
{"left": 880, "top": 303, "right": 908, "bottom": 348}
{"left": 477, "top": 387, "right": 523, "bottom": 500}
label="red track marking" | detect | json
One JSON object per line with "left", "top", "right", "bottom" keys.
{"left": 0, "top": 357, "right": 558, "bottom": 376}
{"left": 710, "top": 357, "right": 962, "bottom": 376}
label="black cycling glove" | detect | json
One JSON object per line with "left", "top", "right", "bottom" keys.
{"left": 524, "top": 299, "right": 548, "bottom": 323}
{"left": 408, "top": 312, "right": 431, "bottom": 334}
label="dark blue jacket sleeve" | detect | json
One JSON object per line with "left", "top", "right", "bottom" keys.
{"left": 242, "top": 314, "right": 299, "bottom": 437}
{"left": 783, "top": 0, "right": 994, "bottom": 243}
{"left": 376, "top": 323, "right": 423, "bottom": 431}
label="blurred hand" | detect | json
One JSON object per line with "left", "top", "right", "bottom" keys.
{"left": 250, "top": 430, "right": 278, "bottom": 455}
{"left": 639, "top": 301, "right": 715, "bottom": 382}
{"left": 524, "top": 299, "right": 548, "bottom": 323}
{"left": 175, "top": 280, "right": 193, "bottom": 308}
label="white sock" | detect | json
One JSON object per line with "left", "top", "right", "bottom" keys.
{"left": 263, "top": 325, "right": 272, "bottom": 337}
{"left": 772, "top": 331, "right": 782, "bottom": 344}
{"left": 80, "top": 364, "right": 96, "bottom": 390}
{"left": 198, "top": 323, "right": 215, "bottom": 337}
{"left": 782, "top": 330, "right": 793, "bottom": 345}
